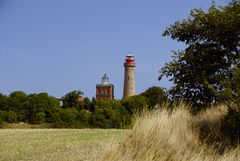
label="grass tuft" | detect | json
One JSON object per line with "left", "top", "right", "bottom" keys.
{"left": 91, "top": 104, "right": 240, "bottom": 161}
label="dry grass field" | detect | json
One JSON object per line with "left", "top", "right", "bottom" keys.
{"left": 91, "top": 104, "right": 240, "bottom": 161}
{"left": 0, "top": 129, "right": 128, "bottom": 161}
{"left": 1, "top": 104, "right": 240, "bottom": 161}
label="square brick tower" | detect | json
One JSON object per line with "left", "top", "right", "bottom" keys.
{"left": 96, "top": 73, "right": 114, "bottom": 101}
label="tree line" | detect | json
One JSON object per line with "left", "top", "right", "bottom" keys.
{"left": 0, "top": 87, "right": 166, "bottom": 128}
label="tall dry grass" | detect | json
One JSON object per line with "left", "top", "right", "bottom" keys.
{"left": 90, "top": 104, "right": 240, "bottom": 161}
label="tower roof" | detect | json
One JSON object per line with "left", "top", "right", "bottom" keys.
{"left": 127, "top": 52, "right": 134, "bottom": 57}
{"left": 102, "top": 73, "right": 109, "bottom": 80}
{"left": 101, "top": 73, "right": 111, "bottom": 85}
{"left": 124, "top": 53, "right": 135, "bottom": 67}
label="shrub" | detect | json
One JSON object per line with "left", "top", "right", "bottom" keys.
{"left": 220, "top": 104, "right": 240, "bottom": 147}
{"left": 77, "top": 109, "right": 91, "bottom": 128}
{"left": 140, "top": 86, "right": 167, "bottom": 108}
{"left": 0, "top": 111, "right": 4, "bottom": 128}
{"left": 35, "top": 112, "right": 46, "bottom": 124}
{"left": 122, "top": 95, "right": 148, "bottom": 114}
{"left": 89, "top": 108, "right": 108, "bottom": 128}
{"left": 5, "top": 110, "right": 17, "bottom": 123}
{"left": 197, "top": 103, "right": 240, "bottom": 150}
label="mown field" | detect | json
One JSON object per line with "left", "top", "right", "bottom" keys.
{"left": 0, "top": 129, "right": 129, "bottom": 161}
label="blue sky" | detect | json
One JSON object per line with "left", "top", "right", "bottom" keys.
{"left": 0, "top": 0, "right": 229, "bottom": 99}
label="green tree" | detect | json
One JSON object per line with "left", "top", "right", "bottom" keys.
{"left": 140, "top": 86, "right": 167, "bottom": 108}
{"left": 47, "top": 106, "right": 62, "bottom": 123}
{"left": 107, "top": 107, "right": 132, "bottom": 128}
{"left": 88, "top": 97, "right": 96, "bottom": 112}
{"left": 82, "top": 97, "right": 91, "bottom": 110}
{"left": 89, "top": 100, "right": 132, "bottom": 128}
{"left": 122, "top": 95, "right": 148, "bottom": 114}
{"left": 89, "top": 107, "right": 108, "bottom": 128}
{"left": 159, "top": 1, "right": 240, "bottom": 110}
{"left": 61, "top": 90, "right": 84, "bottom": 109}
{"left": 0, "top": 111, "right": 4, "bottom": 128}
{"left": 35, "top": 112, "right": 46, "bottom": 124}
{"left": 8, "top": 91, "right": 27, "bottom": 121}
{"left": 0, "top": 93, "right": 8, "bottom": 111}
{"left": 25, "top": 93, "right": 59, "bottom": 123}
{"left": 51, "top": 107, "right": 81, "bottom": 128}
{"left": 232, "top": 65, "right": 240, "bottom": 104}
{"left": 78, "top": 109, "right": 91, "bottom": 127}
{"left": 5, "top": 110, "right": 17, "bottom": 123}
{"left": 60, "top": 108, "right": 79, "bottom": 127}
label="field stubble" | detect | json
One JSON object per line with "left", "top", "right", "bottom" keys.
{"left": 0, "top": 129, "right": 128, "bottom": 161}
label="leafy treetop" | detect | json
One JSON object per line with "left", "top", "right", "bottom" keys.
{"left": 159, "top": 1, "right": 240, "bottom": 110}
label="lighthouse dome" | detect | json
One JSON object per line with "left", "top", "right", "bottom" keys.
{"left": 127, "top": 53, "right": 133, "bottom": 57}
{"left": 102, "top": 73, "right": 110, "bottom": 85}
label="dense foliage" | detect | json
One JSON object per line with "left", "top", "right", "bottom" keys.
{"left": 0, "top": 87, "right": 164, "bottom": 128}
{"left": 140, "top": 86, "right": 167, "bottom": 108}
{"left": 122, "top": 95, "right": 148, "bottom": 114}
{"left": 159, "top": 1, "right": 240, "bottom": 110}
{"left": 159, "top": 1, "right": 240, "bottom": 144}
